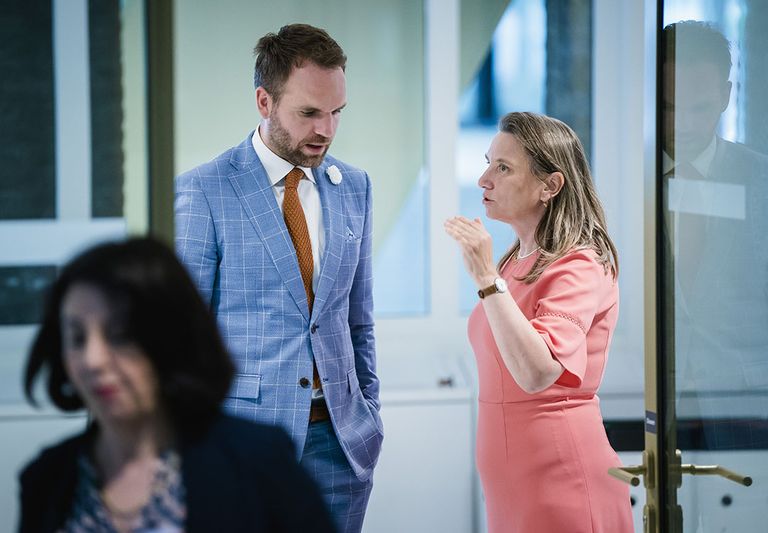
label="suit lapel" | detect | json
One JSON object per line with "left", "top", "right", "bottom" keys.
{"left": 313, "top": 162, "right": 344, "bottom": 320}
{"left": 227, "top": 133, "right": 311, "bottom": 321}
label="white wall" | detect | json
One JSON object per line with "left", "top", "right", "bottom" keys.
{"left": 592, "top": 0, "right": 648, "bottom": 419}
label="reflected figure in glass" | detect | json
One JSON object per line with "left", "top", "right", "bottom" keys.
{"left": 662, "top": 21, "right": 768, "bottom": 438}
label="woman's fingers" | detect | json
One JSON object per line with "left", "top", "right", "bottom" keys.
{"left": 445, "top": 217, "right": 499, "bottom": 285}
{"left": 445, "top": 217, "right": 493, "bottom": 258}
{"left": 445, "top": 217, "right": 484, "bottom": 238}
{"left": 445, "top": 228, "right": 479, "bottom": 251}
{"left": 444, "top": 220, "right": 467, "bottom": 241}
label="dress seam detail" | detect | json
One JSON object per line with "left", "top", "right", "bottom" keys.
{"left": 537, "top": 311, "right": 586, "bottom": 333}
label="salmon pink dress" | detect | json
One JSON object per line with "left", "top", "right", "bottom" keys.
{"left": 468, "top": 249, "right": 633, "bottom": 533}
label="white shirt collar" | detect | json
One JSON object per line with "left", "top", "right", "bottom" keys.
{"left": 662, "top": 136, "right": 717, "bottom": 177}
{"left": 252, "top": 124, "right": 316, "bottom": 186}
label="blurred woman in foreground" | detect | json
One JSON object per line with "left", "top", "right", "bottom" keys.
{"left": 19, "top": 238, "right": 335, "bottom": 533}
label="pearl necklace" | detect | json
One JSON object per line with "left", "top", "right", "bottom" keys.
{"left": 517, "top": 246, "right": 540, "bottom": 259}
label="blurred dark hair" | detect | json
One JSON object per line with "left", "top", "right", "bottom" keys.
{"left": 253, "top": 23, "right": 346, "bottom": 99}
{"left": 24, "top": 237, "right": 234, "bottom": 439}
{"left": 663, "top": 20, "right": 732, "bottom": 82}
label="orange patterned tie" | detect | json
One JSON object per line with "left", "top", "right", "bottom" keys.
{"left": 282, "top": 167, "right": 321, "bottom": 389}
{"left": 283, "top": 167, "right": 315, "bottom": 311}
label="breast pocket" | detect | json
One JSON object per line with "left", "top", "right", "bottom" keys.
{"left": 339, "top": 219, "right": 363, "bottom": 270}
{"left": 344, "top": 218, "right": 363, "bottom": 243}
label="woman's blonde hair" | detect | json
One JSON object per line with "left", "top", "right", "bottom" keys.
{"left": 495, "top": 112, "right": 618, "bottom": 283}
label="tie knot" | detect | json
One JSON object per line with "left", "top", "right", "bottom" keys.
{"left": 285, "top": 167, "right": 304, "bottom": 189}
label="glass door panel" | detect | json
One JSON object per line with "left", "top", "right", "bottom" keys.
{"left": 661, "top": 1, "right": 768, "bottom": 531}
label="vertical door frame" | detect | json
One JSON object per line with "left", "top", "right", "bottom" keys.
{"left": 146, "top": 0, "right": 175, "bottom": 243}
{"left": 643, "top": 0, "right": 666, "bottom": 531}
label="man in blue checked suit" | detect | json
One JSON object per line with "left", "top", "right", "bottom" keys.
{"left": 175, "top": 24, "right": 382, "bottom": 533}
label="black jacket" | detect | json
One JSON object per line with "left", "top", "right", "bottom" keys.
{"left": 18, "top": 415, "right": 336, "bottom": 533}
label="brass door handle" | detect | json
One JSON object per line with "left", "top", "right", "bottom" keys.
{"left": 608, "top": 451, "right": 655, "bottom": 488}
{"left": 609, "top": 450, "right": 753, "bottom": 488}
{"left": 673, "top": 449, "right": 752, "bottom": 487}
{"left": 679, "top": 464, "right": 753, "bottom": 486}
{"left": 608, "top": 466, "right": 644, "bottom": 486}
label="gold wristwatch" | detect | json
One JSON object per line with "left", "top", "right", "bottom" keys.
{"left": 478, "top": 277, "right": 507, "bottom": 299}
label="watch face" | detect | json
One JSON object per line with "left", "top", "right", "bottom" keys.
{"left": 494, "top": 278, "right": 508, "bottom": 292}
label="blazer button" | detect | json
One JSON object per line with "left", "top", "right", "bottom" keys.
{"left": 299, "top": 377, "right": 311, "bottom": 388}
{"left": 310, "top": 324, "right": 318, "bottom": 334}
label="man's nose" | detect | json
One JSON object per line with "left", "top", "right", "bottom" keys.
{"left": 314, "top": 114, "right": 336, "bottom": 139}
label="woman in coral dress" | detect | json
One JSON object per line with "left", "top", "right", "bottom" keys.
{"left": 445, "top": 112, "right": 633, "bottom": 533}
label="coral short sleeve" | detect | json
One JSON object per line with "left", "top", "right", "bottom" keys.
{"left": 529, "top": 252, "right": 608, "bottom": 388}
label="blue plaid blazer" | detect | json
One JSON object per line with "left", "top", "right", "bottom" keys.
{"left": 175, "top": 132, "right": 382, "bottom": 481}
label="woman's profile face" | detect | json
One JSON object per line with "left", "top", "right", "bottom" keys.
{"left": 478, "top": 132, "right": 547, "bottom": 226}
{"left": 61, "top": 283, "right": 161, "bottom": 426}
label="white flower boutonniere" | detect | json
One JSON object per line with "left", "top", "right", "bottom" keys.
{"left": 327, "top": 165, "right": 343, "bottom": 185}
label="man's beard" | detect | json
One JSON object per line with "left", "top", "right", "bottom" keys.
{"left": 267, "top": 113, "right": 330, "bottom": 168}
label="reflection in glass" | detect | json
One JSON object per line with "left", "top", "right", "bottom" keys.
{"left": 661, "top": 2, "right": 768, "bottom": 529}
{"left": 663, "top": 18, "right": 768, "bottom": 440}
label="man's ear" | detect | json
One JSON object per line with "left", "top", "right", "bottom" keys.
{"left": 541, "top": 171, "right": 565, "bottom": 203}
{"left": 719, "top": 80, "right": 732, "bottom": 113}
{"left": 255, "top": 87, "right": 272, "bottom": 119}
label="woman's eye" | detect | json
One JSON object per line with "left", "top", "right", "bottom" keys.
{"left": 64, "top": 328, "right": 85, "bottom": 350}
{"left": 71, "top": 333, "right": 85, "bottom": 349}
{"left": 498, "top": 164, "right": 508, "bottom": 172}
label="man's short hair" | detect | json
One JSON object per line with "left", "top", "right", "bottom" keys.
{"left": 663, "top": 20, "right": 732, "bottom": 81}
{"left": 253, "top": 23, "right": 347, "bottom": 100}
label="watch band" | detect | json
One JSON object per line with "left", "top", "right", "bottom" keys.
{"left": 478, "top": 277, "right": 507, "bottom": 299}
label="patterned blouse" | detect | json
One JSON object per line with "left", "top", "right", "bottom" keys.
{"left": 60, "top": 450, "right": 186, "bottom": 533}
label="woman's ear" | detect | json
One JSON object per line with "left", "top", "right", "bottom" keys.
{"left": 541, "top": 171, "right": 565, "bottom": 204}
